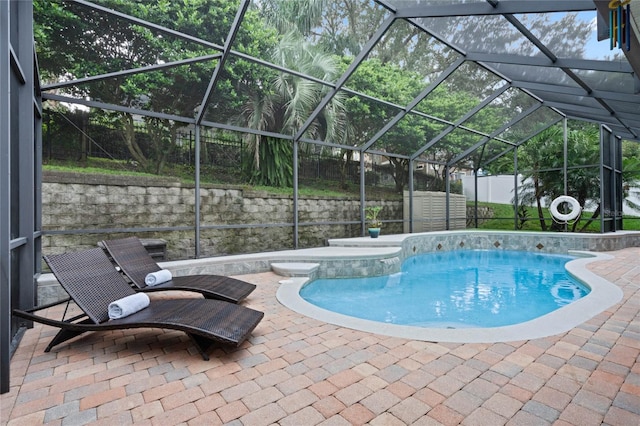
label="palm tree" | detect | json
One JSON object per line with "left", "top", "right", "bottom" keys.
{"left": 258, "top": 0, "right": 324, "bottom": 38}
{"left": 239, "top": 31, "right": 348, "bottom": 187}
{"left": 516, "top": 125, "right": 604, "bottom": 232}
{"left": 516, "top": 127, "right": 563, "bottom": 231}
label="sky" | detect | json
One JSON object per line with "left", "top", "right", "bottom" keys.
{"left": 582, "top": 11, "right": 627, "bottom": 61}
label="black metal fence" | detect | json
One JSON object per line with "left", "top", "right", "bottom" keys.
{"left": 42, "top": 110, "right": 243, "bottom": 168}
{"left": 43, "top": 109, "right": 452, "bottom": 193}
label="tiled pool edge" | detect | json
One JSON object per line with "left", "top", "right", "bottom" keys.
{"left": 329, "top": 229, "right": 640, "bottom": 256}
{"left": 276, "top": 250, "right": 624, "bottom": 343}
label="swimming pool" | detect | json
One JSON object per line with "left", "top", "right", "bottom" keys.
{"left": 299, "top": 250, "right": 589, "bottom": 329}
{"left": 276, "top": 247, "right": 624, "bottom": 343}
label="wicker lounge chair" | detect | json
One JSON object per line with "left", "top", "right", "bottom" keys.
{"left": 101, "top": 237, "right": 256, "bottom": 304}
{"left": 13, "top": 248, "right": 264, "bottom": 360}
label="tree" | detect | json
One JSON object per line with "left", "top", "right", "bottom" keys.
{"left": 237, "top": 32, "right": 348, "bottom": 187}
{"left": 516, "top": 125, "right": 601, "bottom": 232}
{"left": 315, "top": 0, "right": 386, "bottom": 56}
{"left": 419, "top": 86, "right": 506, "bottom": 185}
{"left": 338, "top": 57, "right": 504, "bottom": 192}
{"left": 258, "top": 0, "right": 325, "bottom": 38}
{"left": 317, "top": 1, "right": 459, "bottom": 80}
{"left": 337, "top": 57, "right": 424, "bottom": 192}
{"left": 622, "top": 140, "right": 640, "bottom": 214}
{"left": 35, "top": 0, "right": 276, "bottom": 174}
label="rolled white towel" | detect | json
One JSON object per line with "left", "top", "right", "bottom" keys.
{"left": 145, "top": 269, "right": 172, "bottom": 286}
{"left": 108, "top": 293, "right": 150, "bottom": 320}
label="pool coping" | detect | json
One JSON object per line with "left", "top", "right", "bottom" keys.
{"left": 276, "top": 250, "right": 624, "bottom": 343}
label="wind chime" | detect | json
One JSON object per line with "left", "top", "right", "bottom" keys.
{"left": 609, "top": 0, "right": 631, "bottom": 51}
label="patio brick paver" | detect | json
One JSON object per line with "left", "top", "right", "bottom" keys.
{"left": 482, "top": 392, "right": 522, "bottom": 418}
{"left": 3, "top": 246, "right": 640, "bottom": 425}
{"left": 389, "top": 396, "right": 430, "bottom": 423}
{"left": 312, "top": 395, "right": 346, "bottom": 418}
{"left": 277, "top": 388, "right": 318, "bottom": 414}
{"left": 427, "top": 403, "right": 466, "bottom": 424}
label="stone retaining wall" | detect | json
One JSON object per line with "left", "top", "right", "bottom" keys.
{"left": 466, "top": 205, "right": 494, "bottom": 226}
{"left": 42, "top": 171, "right": 405, "bottom": 260}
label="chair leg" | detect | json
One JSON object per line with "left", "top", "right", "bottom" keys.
{"left": 188, "top": 334, "right": 213, "bottom": 361}
{"left": 45, "top": 329, "right": 85, "bottom": 352}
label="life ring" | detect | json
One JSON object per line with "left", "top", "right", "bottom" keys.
{"left": 549, "top": 196, "right": 581, "bottom": 222}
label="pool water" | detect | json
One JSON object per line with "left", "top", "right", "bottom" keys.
{"left": 299, "top": 250, "right": 590, "bottom": 328}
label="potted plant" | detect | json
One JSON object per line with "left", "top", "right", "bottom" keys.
{"left": 365, "top": 205, "right": 382, "bottom": 238}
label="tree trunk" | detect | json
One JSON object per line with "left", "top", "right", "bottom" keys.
{"left": 534, "top": 174, "right": 548, "bottom": 231}
{"left": 340, "top": 149, "right": 353, "bottom": 190}
{"left": 119, "top": 113, "right": 148, "bottom": 169}
{"left": 79, "top": 112, "right": 87, "bottom": 166}
{"left": 155, "top": 124, "right": 178, "bottom": 175}
{"left": 390, "top": 157, "right": 408, "bottom": 193}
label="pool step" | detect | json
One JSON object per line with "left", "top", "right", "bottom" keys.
{"left": 271, "top": 262, "right": 320, "bottom": 277}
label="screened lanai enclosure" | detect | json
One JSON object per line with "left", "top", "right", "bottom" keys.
{"left": 2, "top": 0, "right": 640, "bottom": 392}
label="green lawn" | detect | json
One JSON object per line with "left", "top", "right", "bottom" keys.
{"left": 472, "top": 202, "right": 640, "bottom": 232}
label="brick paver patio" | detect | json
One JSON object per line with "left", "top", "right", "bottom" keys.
{"left": 2, "top": 247, "right": 639, "bottom": 425}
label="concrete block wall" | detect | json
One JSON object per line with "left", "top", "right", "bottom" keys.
{"left": 42, "top": 171, "right": 405, "bottom": 260}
